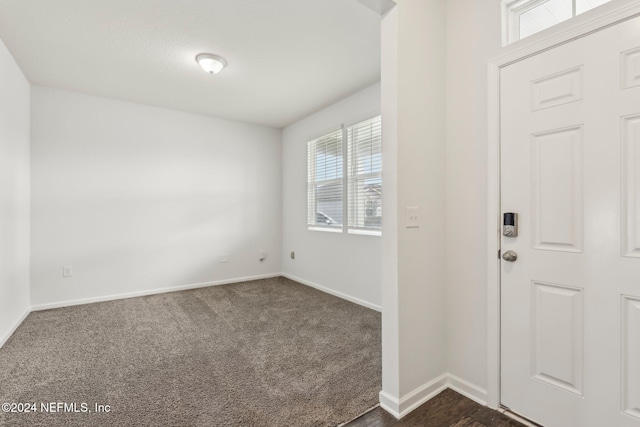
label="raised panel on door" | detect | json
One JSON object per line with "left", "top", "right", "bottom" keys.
{"left": 531, "top": 281, "right": 583, "bottom": 395}
{"left": 621, "top": 47, "right": 640, "bottom": 90}
{"left": 531, "top": 125, "right": 583, "bottom": 253}
{"left": 531, "top": 66, "right": 583, "bottom": 111}
{"left": 622, "top": 295, "right": 640, "bottom": 420}
{"left": 622, "top": 114, "right": 640, "bottom": 258}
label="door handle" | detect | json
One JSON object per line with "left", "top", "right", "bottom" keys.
{"left": 502, "top": 250, "right": 518, "bottom": 262}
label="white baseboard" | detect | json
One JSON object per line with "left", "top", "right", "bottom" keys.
{"left": 447, "top": 373, "right": 488, "bottom": 406}
{"left": 0, "top": 307, "right": 30, "bottom": 349}
{"left": 379, "top": 373, "right": 449, "bottom": 418}
{"left": 31, "top": 273, "right": 282, "bottom": 311}
{"left": 378, "top": 390, "right": 400, "bottom": 418}
{"left": 281, "top": 273, "right": 382, "bottom": 312}
{"left": 379, "top": 373, "right": 488, "bottom": 419}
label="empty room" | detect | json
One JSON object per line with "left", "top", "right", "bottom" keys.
{"left": 1, "top": 0, "right": 640, "bottom": 426}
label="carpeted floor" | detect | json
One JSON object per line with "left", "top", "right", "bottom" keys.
{"left": 0, "top": 277, "right": 381, "bottom": 427}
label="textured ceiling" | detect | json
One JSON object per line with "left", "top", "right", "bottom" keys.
{"left": 0, "top": 0, "right": 381, "bottom": 128}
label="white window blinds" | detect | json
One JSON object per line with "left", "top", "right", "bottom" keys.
{"left": 307, "top": 129, "right": 343, "bottom": 229}
{"left": 347, "top": 116, "right": 382, "bottom": 231}
{"left": 306, "top": 115, "right": 382, "bottom": 234}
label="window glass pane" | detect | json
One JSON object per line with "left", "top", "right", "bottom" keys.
{"left": 575, "top": 0, "right": 610, "bottom": 15}
{"left": 307, "top": 130, "right": 343, "bottom": 227}
{"left": 315, "top": 182, "right": 343, "bottom": 226}
{"left": 347, "top": 116, "right": 382, "bottom": 230}
{"left": 519, "top": 0, "right": 572, "bottom": 39}
{"left": 350, "top": 177, "right": 382, "bottom": 229}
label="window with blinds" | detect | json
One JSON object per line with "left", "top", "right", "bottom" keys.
{"left": 306, "top": 115, "right": 382, "bottom": 234}
{"left": 307, "top": 129, "right": 343, "bottom": 229}
{"left": 347, "top": 116, "right": 382, "bottom": 232}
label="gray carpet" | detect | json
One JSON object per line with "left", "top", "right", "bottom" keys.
{"left": 0, "top": 277, "right": 381, "bottom": 427}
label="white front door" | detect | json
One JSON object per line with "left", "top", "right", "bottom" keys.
{"left": 500, "top": 15, "right": 640, "bottom": 427}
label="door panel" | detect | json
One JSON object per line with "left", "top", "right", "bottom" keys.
{"left": 531, "top": 66, "right": 583, "bottom": 111}
{"left": 531, "top": 125, "right": 583, "bottom": 252}
{"left": 500, "top": 14, "right": 640, "bottom": 427}
{"left": 623, "top": 114, "right": 640, "bottom": 258}
{"left": 621, "top": 47, "right": 640, "bottom": 90}
{"left": 531, "top": 281, "right": 583, "bottom": 396}
{"left": 623, "top": 295, "right": 640, "bottom": 420}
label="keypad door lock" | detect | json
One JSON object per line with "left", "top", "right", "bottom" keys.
{"left": 503, "top": 213, "right": 518, "bottom": 237}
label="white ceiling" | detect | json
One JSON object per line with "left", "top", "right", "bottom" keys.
{"left": 356, "top": 0, "right": 395, "bottom": 16}
{"left": 0, "top": 0, "right": 382, "bottom": 128}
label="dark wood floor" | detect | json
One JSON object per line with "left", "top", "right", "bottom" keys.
{"left": 345, "top": 389, "right": 526, "bottom": 427}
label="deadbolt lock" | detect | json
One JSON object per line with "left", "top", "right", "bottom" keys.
{"left": 503, "top": 213, "right": 518, "bottom": 237}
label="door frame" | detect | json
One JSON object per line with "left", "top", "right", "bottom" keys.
{"left": 486, "top": 0, "right": 640, "bottom": 410}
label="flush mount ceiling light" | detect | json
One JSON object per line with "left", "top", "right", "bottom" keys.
{"left": 196, "top": 53, "right": 226, "bottom": 74}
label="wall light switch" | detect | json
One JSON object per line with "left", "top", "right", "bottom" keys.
{"left": 405, "top": 207, "right": 420, "bottom": 228}
{"left": 219, "top": 255, "right": 229, "bottom": 263}
{"left": 63, "top": 266, "right": 73, "bottom": 277}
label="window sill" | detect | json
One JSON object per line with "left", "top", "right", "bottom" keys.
{"left": 308, "top": 226, "right": 343, "bottom": 233}
{"left": 348, "top": 229, "right": 382, "bottom": 237}
{"left": 307, "top": 226, "right": 382, "bottom": 236}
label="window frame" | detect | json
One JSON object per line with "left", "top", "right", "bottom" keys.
{"left": 306, "top": 115, "right": 382, "bottom": 236}
{"left": 306, "top": 128, "right": 345, "bottom": 232}
{"left": 347, "top": 116, "right": 382, "bottom": 235}
{"left": 503, "top": 0, "right": 610, "bottom": 44}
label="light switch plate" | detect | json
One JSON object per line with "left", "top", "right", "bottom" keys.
{"left": 405, "top": 207, "right": 420, "bottom": 228}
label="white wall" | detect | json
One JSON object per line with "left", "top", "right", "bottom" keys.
{"left": 281, "top": 83, "right": 382, "bottom": 310}
{"left": 0, "top": 38, "right": 30, "bottom": 345}
{"left": 444, "top": 0, "right": 502, "bottom": 399}
{"left": 380, "top": 0, "right": 448, "bottom": 416}
{"left": 30, "top": 87, "right": 282, "bottom": 307}
{"left": 380, "top": 5, "right": 400, "bottom": 403}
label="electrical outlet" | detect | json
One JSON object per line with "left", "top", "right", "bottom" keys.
{"left": 219, "top": 255, "right": 229, "bottom": 263}
{"left": 63, "top": 266, "right": 73, "bottom": 277}
{"left": 405, "top": 207, "right": 420, "bottom": 228}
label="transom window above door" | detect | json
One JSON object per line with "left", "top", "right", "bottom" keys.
{"left": 503, "top": 0, "right": 610, "bottom": 44}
